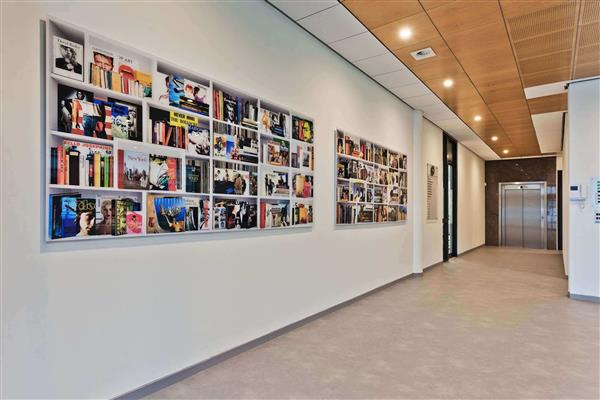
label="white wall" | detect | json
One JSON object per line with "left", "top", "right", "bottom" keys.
{"left": 567, "top": 79, "right": 600, "bottom": 298}
{"left": 1, "top": 2, "right": 416, "bottom": 398}
{"left": 422, "top": 120, "right": 444, "bottom": 267}
{"left": 457, "top": 143, "right": 486, "bottom": 254}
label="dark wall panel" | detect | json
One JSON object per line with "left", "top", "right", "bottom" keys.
{"left": 485, "top": 157, "right": 557, "bottom": 249}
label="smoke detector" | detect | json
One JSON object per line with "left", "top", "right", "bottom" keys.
{"left": 410, "top": 47, "right": 436, "bottom": 60}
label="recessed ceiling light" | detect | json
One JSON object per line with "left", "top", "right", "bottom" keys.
{"left": 399, "top": 27, "right": 412, "bottom": 40}
{"left": 491, "top": 136, "right": 498, "bottom": 141}
{"left": 474, "top": 115, "right": 482, "bottom": 121}
{"left": 503, "top": 149, "right": 509, "bottom": 154}
{"left": 443, "top": 79, "right": 454, "bottom": 88}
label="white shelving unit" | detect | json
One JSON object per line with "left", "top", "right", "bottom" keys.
{"left": 45, "top": 17, "right": 315, "bottom": 242}
{"left": 334, "top": 129, "right": 408, "bottom": 225}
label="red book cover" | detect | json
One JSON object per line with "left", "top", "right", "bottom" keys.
{"left": 167, "top": 157, "right": 177, "bottom": 191}
{"left": 57, "top": 146, "right": 65, "bottom": 185}
{"left": 117, "top": 149, "right": 124, "bottom": 188}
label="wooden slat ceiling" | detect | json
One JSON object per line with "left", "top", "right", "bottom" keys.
{"left": 341, "top": 0, "right": 600, "bottom": 158}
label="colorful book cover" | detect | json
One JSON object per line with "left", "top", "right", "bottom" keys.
{"left": 184, "top": 198, "right": 199, "bottom": 231}
{"left": 126, "top": 211, "right": 142, "bottom": 234}
{"left": 121, "top": 151, "right": 149, "bottom": 190}
{"left": 153, "top": 196, "right": 186, "bottom": 233}
{"left": 57, "top": 84, "right": 93, "bottom": 134}
{"left": 76, "top": 198, "right": 96, "bottom": 236}
{"left": 149, "top": 155, "right": 169, "bottom": 191}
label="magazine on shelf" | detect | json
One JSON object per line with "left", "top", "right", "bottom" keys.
{"left": 213, "top": 199, "right": 257, "bottom": 230}
{"left": 291, "top": 142, "right": 313, "bottom": 170}
{"left": 149, "top": 154, "right": 180, "bottom": 191}
{"left": 262, "top": 170, "right": 289, "bottom": 197}
{"left": 213, "top": 121, "right": 259, "bottom": 164}
{"left": 57, "top": 84, "right": 93, "bottom": 134}
{"left": 260, "top": 201, "right": 289, "bottom": 228}
{"left": 125, "top": 211, "right": 143, "bottom": 234}
{"left": 168, "top": 75, "right": 210, "bottom": 116}
{"left": 53, "top": 36, "right": 83, "bottom": 81}
{"left": 259, "top": 108, "right": 288, "bottom": 137}
{"left": 213, "top": 89, "right": 258, "bottom": 128}
{"left": 336, "top": 181, "right": 350, "bottom": 202}
{"left": 213, "top": 161, "right": 257, "bottom": 196}
{"left": 118, "top": 150, "right": 149, "bottom": 190}
{"left": 90, "top": 47, "right": 152, "bottom": 98}
{"left": 375, "top": 204, "right": 388, "bottom": 222}
{"left": 146, "top": 195, "right": 186, "bottom": 233}
{"left": 293, "top": 201, "right": 312, "bottom": 225}
{"left": 262, "top": 138, "right": 289, "bottom": 167}
{"left": 293, "top": 174, "right": 313, "bottom": 198}
{"left": 350, "top": 182, "right": 365, "bottom": 202}
{"left": 185, "top": 159, "right": 210, "bottom": 194}
{"left": 292, "top": 116, "right": 313, "bottom": 143}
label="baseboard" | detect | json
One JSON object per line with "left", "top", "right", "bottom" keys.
{"left": 568, "top": 292, "right": 600, "bottom": 303}
{"left": 458, "top": 243, "right": 485, "bottom": 256}
{"left": 423, "top": 261, "right": 443, "bottom": 272}
{"left": 114, "top": 272, "right": 420, "bottom": 399}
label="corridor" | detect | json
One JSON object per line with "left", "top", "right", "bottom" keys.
{"left": 149, "top": 247, "right": 600, "bottom": 399}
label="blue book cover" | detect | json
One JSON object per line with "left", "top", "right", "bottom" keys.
{"left": 154, "top": 197, "right": 186, "bottom": 233}
{"left": 59, "top": 196, "right": 79, "bottom": 238}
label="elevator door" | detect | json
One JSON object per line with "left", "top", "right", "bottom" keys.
{"left": 501, "top": 183, "right": 546, "bottom": 249}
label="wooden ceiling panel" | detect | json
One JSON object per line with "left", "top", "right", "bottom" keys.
{"left": 343, "top": 0, "right": 423, "bottom": 30}
{"left": 528, "top": 93, "right": 568, "bottom": 114}
{"left": 512, "top": 29, "right": 575, "bottom": 60}
{"left": 419, "top": 0, "right": 454, "bottom": 11}
{"left": 518, "top": 50, "right": 572, "bottom": 75}
{"left": 371, "top": 12, "right": 440, "bottom": 51}
{"left": 502, "top": 2, "right": 577, "bottom": 41}
{"left": 425, "top": 1, "right": 501, "bottom": 34}
{"left": 521, "top": 67, "right": 571, "bottom": 87}
{"left": 574, "top": 62, "right": 600, "bottom": 79}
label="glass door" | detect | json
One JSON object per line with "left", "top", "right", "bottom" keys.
{"left": 443, "top": 134, "right": 457, "bottom": 261}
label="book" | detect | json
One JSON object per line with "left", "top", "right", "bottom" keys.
{"left": 213, "top": 199, "right": 257, "bottom": 230}
{"left": 57, "top": 84, "right": 93, "bottom": 134}
{"left": 212, "top": 89, "right": 257, "bottom": 128}
{"left": 168, "top": 75, "right": 209, "bottom": 116}
{"left": 54, "top": 141, "right": 112, "bottom": 187}
{"left": 292, "top": 116, "right": 313, "bottom": 143}
{"left": 49, "top": 194, "right": 80, "bottom": 239}
{"left": 262, "top": 138, "right": 289, "bottom": 167}
{"left": 118, "top": 150, "right": 148, "bottom": 190}
{"left": 213, "top": 164, "right": 251, "bottom": 196}
{"left": 53, "top": 36, "right": 83, "bottom": 81}
{"left": 259, "top": 109, "right": 287, "bottom": 137}
{"left": 112, "top": 198, "right": 138, "bottom": 235}
{"left": 149, "top": 154, "right": 179, "bottom": 191}
{"left": 213, "top": 121, "right": 258, "bottom": 163}
{"left": 291, "top": 142, "right": 313, "bottom": 170}
{"left": 90, "top": 47, "right": 151, "bottom": 98}
{"left": 185, "top": 159, "right": 209, "bottom": 194}
{"left": 260, "top": 201, "right": 289, "bottom": 229}
{"left": 146, "top": 195, "right": 186, "bottom": 233}
{"left": 75, "top": 198, "right": 96, "bottom": 236}
{"left": 293, "top": 201, "right": 312, "bottom": 225}
{"left": 293, "top": 174, "right": 313, "bottom": 198}
{"left": 262, "top": 170, "right": 289, "bottom": 197}
{"left": 126, "top": 211, "right": 143, "bottom": 234}
{"left": 108, "top": 98, "right": 142, "bottom": 141}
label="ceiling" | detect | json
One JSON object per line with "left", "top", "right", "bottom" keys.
{"left": 269, "top": 0, "right": 600, "bottom": 160}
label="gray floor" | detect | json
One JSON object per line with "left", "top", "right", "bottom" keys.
{"left": 148, "top": 246, "right": 600, "bottom": 399}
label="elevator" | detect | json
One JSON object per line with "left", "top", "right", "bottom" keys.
{"left": 500, "top": 182, "right": 547, "bottom": 249}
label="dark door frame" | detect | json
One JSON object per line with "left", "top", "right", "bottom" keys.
{"left": 443, "top": 133, "right": 458, "bottom": 261}
{"left": 557, "top": 170, "right": 563, "bottom": 250}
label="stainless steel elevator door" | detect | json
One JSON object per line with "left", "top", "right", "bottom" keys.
{"left": 500, "top": 183, "right": 546, "bottom": 249}
{"left": 523, "top": 189, "right": 543, "bottom": 248}
{"left": 504, "top": 188, "right": 524, "bottom": 247}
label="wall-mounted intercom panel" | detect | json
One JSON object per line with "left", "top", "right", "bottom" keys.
{"left": 569, "top": 184, "right": 587, "bottom": 202}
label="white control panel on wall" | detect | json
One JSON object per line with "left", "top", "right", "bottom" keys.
{"left": 594, "top": 177, "right": 600, "bottom": 224}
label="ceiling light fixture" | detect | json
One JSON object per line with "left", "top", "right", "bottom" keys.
{"left": 474, "top": 115, "right": 482, "bottom": 121}
{"left": 491, "top": 136, "right": 498, "bottom": 141}
{"left": 443, "top": 79, "right": 454, "bottom": 88}
{"left": 503, "top": 149, "right": 509, "bottom": 154}
{"left": 399, "top": 27, "right": 412, "bottom": 40}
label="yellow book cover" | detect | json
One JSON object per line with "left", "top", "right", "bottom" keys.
{"left": 134, "top": 70, "right": 152, "bottom": 87}
{"left": 112, "top": 73, "right": 121, "bottom": 93}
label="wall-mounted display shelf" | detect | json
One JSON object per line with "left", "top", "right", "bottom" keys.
{"left": 335, "top": 129, "right": 407, "bottom": 225}
{"left": 45, "top": 17, "right": 314, "bottom": 242}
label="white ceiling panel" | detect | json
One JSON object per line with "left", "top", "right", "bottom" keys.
{"left": 460, "top": 139, "right": 500, "bottom": 160}
{"left": 420, "top": 102, "right": 451, "bottom": 116}
{"left": 390, "top": 82, "right": 430, "bottom": 98}
{"left": 297, "top": 4, "right": 366, "bottom": 44}
{"left": 329, "top": 32, "right": 388, "bottom": 62}
{"left": 433, "top": 118, "right": 468, "bottom": 132}
{"left": 374, "top": 69, "right": 420, "bottom": 88}
{"left": 269, "top": 0, "right": 338, "bottom": 21}
{"left": 532, "top": 111, "right": 564, "bottom": 153}
{"left": 403, "top": 93, "right": 438, "bottom": 108}
{"left": 353, "top": 53, "right": 406, "bottom": 76}
{"left": 524, "top": 81, "right": 568, "bottom": 99}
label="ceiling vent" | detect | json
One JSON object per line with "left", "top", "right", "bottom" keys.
{"left": 410, "top": 47, "right": 436, "bottom": 60}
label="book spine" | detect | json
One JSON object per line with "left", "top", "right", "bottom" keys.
{"left": 104, "top": 155, "right": 109, "bottom": 188}
{"left": 50, "top": 147, "right": 58, "bottom": 184}
{"left": 94, "top": 153, "right": 101, "bottom": 187}
{"left": 117, "top": 149, "right": 124, "bottom": 188}
{"left": 109, "top": 156, "right": 113, "bottom": 187}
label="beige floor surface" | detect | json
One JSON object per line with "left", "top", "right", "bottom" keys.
{"left": 148, "top": 246, "right": 600, "bottom": 399}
